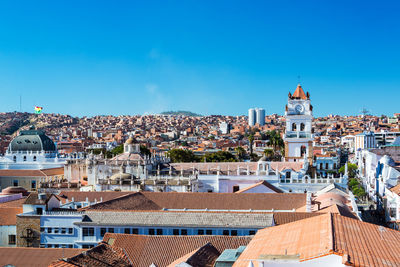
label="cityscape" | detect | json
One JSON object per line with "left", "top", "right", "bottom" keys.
{"left": 0, "top": 1, "right": 400, "bottom": 267}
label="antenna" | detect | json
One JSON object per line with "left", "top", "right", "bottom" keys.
{"left": 297, "top": 75, "right": 301, "bottom": 84}
{"left": 360, "top": 108, "right": 369, "bottom": 116}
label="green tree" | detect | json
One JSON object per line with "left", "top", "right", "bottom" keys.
{"left": 263, "top": 148, "right": 274, "bottom": 160}
{"left": 235, "top": 146, "right": 246, "bottom": 161}
{"left": 248, "top": 134, "right": 254, "bottom": 155}
{"left": 339, "top": 163, "right": 358, "bottom": 178}
{"left": 202, "top": 151, "right": 237, "bottom": 162}
{"left": 111, "top": 144, "right": 124, "bottom": 155}
{"left": 166, "top": 149, "right": 198, "bottom": 163}
{"left": 140, "top": 145, "right": 151, "bottom": 156}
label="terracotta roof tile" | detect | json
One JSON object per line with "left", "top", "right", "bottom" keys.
{"left": 0, "top": 247, "right": 84, "bottom": 267}
{"left": 0, "top": 167, "right": 63, "bottom": 177}
{"left": 0, "top": 207, "right": 22, "bottom": 225}
{"left": 104, "top": 233, "right": 252, "bottom": 267}
{"left": 234, "top": 213, "right": 400, "bottom": 267}
{"left": 58, "top": 191, "right": 131, "bottom": 203}
{"left": 50, "top": 242, "right": 131, "bottom": 267}
{"left": 273, "top": 212, "right": 323, "bottom": 225}
{"left": 291, "top": 84, "right": 308, "bottom": 100}
{"left": 167, "top": 243, "right": 220, "bottom": 267}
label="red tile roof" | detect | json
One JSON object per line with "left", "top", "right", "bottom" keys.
{"left": 234, "top": 213, "right": 400, "bottom": 267}
{"left": 0, "top": 207, "right": 22, "bottom": 225}
{"left": 103, "top": 233, "right": 252, "bottom": 267}
{"left": 0, "top": 247, "right": 84, "bottom": 267}
{"left": 50, "top": 242, "right": 131, "bottom": 267}
{"left": 292, "top": 84, "right": 308, "bottom": 100}
{"left": 167, "top": 243, "right": 220, "bottom": 267}
{"left": 57, "top": 191, "right": 131, "bottom": 203}
{"left": 0, "top": 167, "right": 64, "bottom": 177}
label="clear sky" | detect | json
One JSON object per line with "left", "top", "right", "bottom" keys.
{"left": 0, "top": 0, "right": 399, "bottom": 117}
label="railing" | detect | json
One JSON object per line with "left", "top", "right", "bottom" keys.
{"left": 285, "top": 131, "right": 311, "bottom": 139}
{"left": 43, "top": 211, "right": 85, "bottom": 216}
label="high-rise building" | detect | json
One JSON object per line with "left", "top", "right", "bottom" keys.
{"left": 284, "top": 84, "right": 313, "bottom": 163}
{"left": 248, "top": 108, "right": 256, "bottom": 126}
{"left": 256, "top": 108, "right": 265, "bottom": 126}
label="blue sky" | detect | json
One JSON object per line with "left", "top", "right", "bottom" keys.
{"left": 0, "top": 0, "right": 399, "bottom": 117}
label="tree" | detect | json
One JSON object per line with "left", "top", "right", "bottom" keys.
{"left": 263, "top": 148, "right": 274, "bottom": 160}
{"left": 140, "top": 145, "right": 151, "bottom": 157}
{"left": 166, "top": 149, "right": 198, "bottom": 163}
{"left": 111, "top": 144, "right": 124, "bottom": 155}
{"left": 235, "top": 146, "right": 246, "bottom": 161}
{"left": 248, "top": 134, "right": 254, "bottom": 155}
{"left": 339, "top": 163, "right": 358, "bottom": 178}
{"left": 202, "top": 151, "right": 237, "bottom": 162}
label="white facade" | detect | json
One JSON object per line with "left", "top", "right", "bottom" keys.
{"left": 284, "top": 85, "right": 313, "bottom": 163}
{"left": 355, "top": 131, "right": 376, "bottom": 151}
{"left": 255, "top": 108, "right": 265, "bottom": 126}
{"left": 248, "top": 108, "right": 256, "bottom": 126}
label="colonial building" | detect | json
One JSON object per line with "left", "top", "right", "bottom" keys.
{"left": 284, "top": 84, "right": 314, "bottom": 163}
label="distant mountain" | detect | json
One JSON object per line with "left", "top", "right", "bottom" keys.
{"left": 160, "top": 111, "right": 202, "bottom": 117}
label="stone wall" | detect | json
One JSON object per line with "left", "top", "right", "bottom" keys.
{"left": 16, "top": 215, "right": 40, "bottom": 247}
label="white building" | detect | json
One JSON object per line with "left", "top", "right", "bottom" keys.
{"left": 355, "top": 131, "right": 376, "bottom": 151}
{"left": 255, "top": 108, "right": 265, "bottom": 126}
{"left": 248, "top": 108, "right": 256, "bottom": 126}
{"left": 284, "top": 84, "right": 313, "bottom": 163}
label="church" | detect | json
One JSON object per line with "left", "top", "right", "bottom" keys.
{"left": 284, "top": 84, "right": 314, "bottom": 163}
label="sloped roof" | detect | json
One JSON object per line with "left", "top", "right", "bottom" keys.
{"left": 103, "top": 233, "right": 252, "bottom": 267}
{"left": 0, "top": 207, "right": 22, "bottom": 225}
{"left": 291, "top": 84, "right": 308, "bottom": 100}
{"left": 170, "top": 162, "right": 304, "bottom": 173}
{"left": 167, "top": 243, "right": 220, "bottom": 267}
{"left": 233, "top": 213, "right": 400, "bottom": 267}
{"left": 58, "top": 191, "right": 131, "bottom": 204}
{"left": 235, "top": 181, "right": 283, "bottom": 193}
{"left": 76, "top": 210, "right": 274, "bottom": 228}
{"left": 50, "top": 242, "right": 131, "bottom": 267}
{"left": 0, "top": 167, "right": 64, "bottom": 177}
{"left": 0, "top": 247, "right": 84, "bottom": 267}
{"left": 389, "top": 183, "right": 400, "bottom": 195}
{"left": 272, "top": 212, "right": 323, "bottom": 225}
{"left": 82, "top": 192, "right": 308, "bottom": 212}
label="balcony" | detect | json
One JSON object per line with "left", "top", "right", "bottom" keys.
{"left": 285, "top": 131, "right": 311, "bottom": 139}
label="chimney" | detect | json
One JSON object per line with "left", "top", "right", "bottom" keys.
{"left": 306, "top": 192, "right": 312, "bottom": 212}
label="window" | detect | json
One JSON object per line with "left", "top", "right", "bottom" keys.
{"left": 249, "top": 230, "right": 256, "bottom": 235}
{"left": 61, "top": 228, "right": 66, "bottom": 234}
{"left": 13, "top": 156, "right": 16, "bottom": 163}
{"left": 23, "top": 156, "right": 27, "bottom": 161}
{"left": 33, "top": 156, "right": 37, "bottom": 162}
{"left": 82, "top": 244, "right": 94, "bottom": 249}
{"left": 132, "top": 228, "right": 138, "bottom": 235}
{"left": 286, "top": 172, "right": 291, "bottom": 179}
{"left": 181, "top": 229, "right": 187, "bottom": 235}
{"left": 8, "top": 235, "right": 16, "bottom": 245}
{"left": 156, "top": 229, "right": 163, "bottom": 235}
{"left": 233, "top": 185, "right": 240, "bottom": 192}
{"left": 326, "top": 163, "right": 329, "bottom": 170}
{"left": 197, "top": 229, "right": 204, "bottom": 235}
{"left": 333, "top": 163, "right": 337, "bottom": 169}
{"left": 148, "top": 229, "right": 155, "bottom": 235}
{"left": 31, "top": 180, "right": 36, "bottom": 189}
{"left": 320, "top": 163, "right": 323, "bottom": 169}
{"left": 292, "top": 123, "right": 297, "bottom": 131}
{"left": 173, "top": 229, "right": 179, "bottom": 235}
{"left": 100, "top": 228, "right": 106, "bottom": 237}
{"left": 68, "top": 228, "right": 73, "bottom": 234}
{"left": 13, "top": 180, "right": 19, "bottom": 187}
{"left": 223, "top": 230, "right": 229, "bottom": 236}
{"left": 231, "top": 230, "right": 238, "bottom": 236}
{"left": 54, "top": 228, "right": 59, "bottom": 234}
{"left": 124, "top": 228, "right": 131, "bottom": 234}
{"left": 68, "top": 245, "right": 73, "bottom": 248}
{"left": 300, "top": 146, "right": 307, "bottom": 157}
{"left": 36, "top": 207, "right": 43, "bottom": 215}
{"left": 206, "top": 230, "right": 212, "bottom": 235}
{"left": 300, "top": 123, "right": 305, "bottom": 131}
{"left": 54, "top": 244, "right": 59, "bottom": 248}
{"left": 47, "top": 228, "right": 52, "bottom": 233}
{"left": 108, "top": 228, "right": 114, "bottom": 233}
{"left": 40, "top": 228, "right": 45, "bottom": 233}
{"left": 82, "top": 227, "right": 94, "bottom": 237}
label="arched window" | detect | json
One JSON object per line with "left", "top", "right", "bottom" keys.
{"left": 33, "top": 156, "right": 37, "bottom": 162}
{"left": 320, "top": 163, "right": 323, "bottom": 169}
{"left": 292, "top": 123, "right": 297, "bottom": 131}
{"left": 13, "top": 156, "right": 16, "bottom": 163}
{"left": 300, "top": 123, "right": 305, "bottom": 131}
{"left": 23, "top": 156, "right": 27, "bottom": 162}
{"left": 326, "top": 163, "right": 329, "bottom": 169}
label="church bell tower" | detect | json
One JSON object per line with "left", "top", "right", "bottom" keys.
{"left": 284, "top": 84, "right": 313, "bottom": 163}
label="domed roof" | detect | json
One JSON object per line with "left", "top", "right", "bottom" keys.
{"left": 110, "top": 172, "right": 133, "bottom": 180}
{"left": 1, "top": 186, "right": 29, "bottom": 196}
{"left": 9, "top": 130, "right": 56, "bottom": 152}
